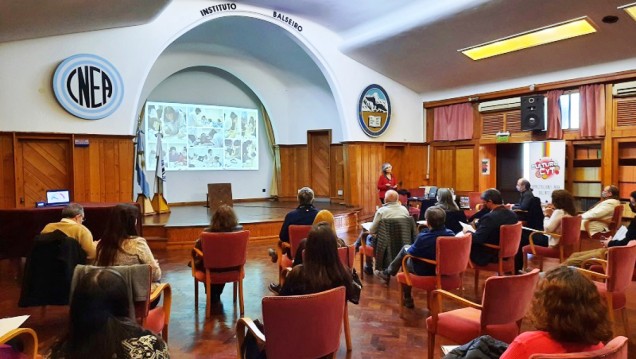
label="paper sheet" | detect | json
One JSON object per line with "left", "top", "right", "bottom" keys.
{"left": 0, "top": 315, "right": 29, "bottom": 338}
{"left": 459, "top": 221, "right": 475, "bottom": 233}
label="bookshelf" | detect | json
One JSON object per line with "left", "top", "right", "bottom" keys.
{"left": 618, "top": 142, "right": 636, "bottom": 199}
{"left": 571, "top": 142, "right": 602, "bottom": 212}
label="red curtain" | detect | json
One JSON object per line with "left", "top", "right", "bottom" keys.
{"left": 546, "top": 89, "right": 564, "bottom": 140}
{"left": 579, "top": 84, "right": 606, "bottom": 138}
{"left": 433, "top": 103, "right": 473, "bottom": 141}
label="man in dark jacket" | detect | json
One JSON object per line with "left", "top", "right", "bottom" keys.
{"left": 467, "top": 188, "right": 518, "bottom": 266}
{"left": 507, "top": 178, "right": 535, "bottom": 211}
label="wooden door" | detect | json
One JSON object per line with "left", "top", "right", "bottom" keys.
{"left": 308, "top": 130, "right": 331, "bottom": 198}
{"left": 15, "top": 138, "right": 71, "bottom": 208}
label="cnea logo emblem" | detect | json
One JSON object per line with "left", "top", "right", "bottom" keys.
{"left": 53, "top": 54, "right": 124, "bottom": 120}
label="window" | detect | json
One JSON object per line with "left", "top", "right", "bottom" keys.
{"left": 559, "top": 92, "right": 580, "bottom": 129}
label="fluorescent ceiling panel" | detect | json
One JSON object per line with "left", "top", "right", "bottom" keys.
{"left": 619, "top": 3, "right": 636, "bottom": 22}
{"left": 460, "top": 17, "right": 597, "bottom": 61}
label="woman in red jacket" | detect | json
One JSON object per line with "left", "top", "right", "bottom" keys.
{"left": 377, "top": 162, "right": 397, "bottom": 204}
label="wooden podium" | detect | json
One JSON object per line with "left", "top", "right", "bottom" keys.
{"left": 207, "top": 183, "right": 233, "bottom": 212}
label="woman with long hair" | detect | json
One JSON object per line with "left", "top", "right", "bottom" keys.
{"left": 292, "top": 210, "right": 346, "bottom": 266}
{"left": 96, "top": 204, "right": 161, "bottom": 291}
{"left": 190, "top": 204, "right": 243, "bottom": 302}
{"left": 435, "top": 188, "right": 467, "bottom": 234}
{"left": 49, "top": 268, "right": 169, "bottom": 359}
{"left": 501, "top": 266, "right": 612, "bottom": 358}
{"left": 533, "top": 189, "right": 577, "bottom": 247}
{"left": 281, "top": 222, "right": 353, "bottom": 300}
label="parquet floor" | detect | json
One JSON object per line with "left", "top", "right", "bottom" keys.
{"left": 2, "top": 230, "right": 636, "bottom": 358}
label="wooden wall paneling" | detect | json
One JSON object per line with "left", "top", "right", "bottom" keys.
{"left": 343, "top": 143, "right": 384, "bottom": 216}
{"left": 384, "top": 144, "right": 404, "bottom": 187}
{"left": 478, "top": 145, "right": 497, "bottom": 191}
{"left": 329, "top": 144, "right": 344, "bottom": 200}
{"left": 307, "top": 130, "right": 331, "bottom": 198}
{"left": 433, "top": 147, "right": 455, "bottom": 188}
{"left": 0, "top": 134, "right": 15, "bottom": 208}
{"left": 454, "top": 147, "right": 474, "bottom": 192}
{"left": 401, "top": 144, "right": 428, "bottom": 189}
{"left": 278, "top": 145, "right": 308, "bottom": 200}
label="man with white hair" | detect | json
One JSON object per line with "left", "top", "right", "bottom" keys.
{"left": 355, "top": 190, "right": 411, "bottom": 274}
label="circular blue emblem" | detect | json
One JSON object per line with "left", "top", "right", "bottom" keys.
{"left": 53, "top": 54, "right": 124, "bottom": 120}
{"left": 357, "top": 84, "right": 391, "bottom": 137}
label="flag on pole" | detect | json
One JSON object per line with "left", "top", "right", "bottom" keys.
{"left": 135, "top": 127, "right": 151, "bottom": 198}
{"left": 155, "top": 130, "right": 166, "bottom": 183}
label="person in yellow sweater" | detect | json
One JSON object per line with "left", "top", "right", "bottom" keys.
{"left": 41, "top": 203, "right": 96, "bottom": 261}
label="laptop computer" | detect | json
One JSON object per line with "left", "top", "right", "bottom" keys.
{"left": 46, "top": 189, "right": 70, "bottom": 207}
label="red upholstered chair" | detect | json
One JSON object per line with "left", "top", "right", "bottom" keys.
{"left": 192, "top": 230, "right": 249, "bottom": 318}
{"left": 523, "top": 215, "right": 582, "bottom": 271}
{"left": 576, "top": 241, "right": 636, "bottom": 335}
{"left": 426, "top": 269, "right": 540, "bottom": 359}
{"left": 396, "top": 234, "right": 472, "bottom": 310}
{"left": 399, "top": 193, "right": 421, "bottom": 222}
{"left": 236, "top": 287, "right": 346, "bottom": 359}
{"left": 359, "top": 229, "right": 375, "bottom": 280}
{"left": 472, "top": 221, "right": 522, "bottom": 296}
{"left": 528, "top": 336, "right": 628, "bottom": 359}
{"left": 464, "top": 191, "right": 483, "bottom": 219}
{"left": 582, "top": 205, "right": 623, "bottom": 242}
{"left": 0, "top": 327, "right": 39, "bottom": 359}
{"left": 276, "top": 225, "right": 312, "bottom": 285}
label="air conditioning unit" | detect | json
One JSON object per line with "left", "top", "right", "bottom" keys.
{"left": 478, "top": 97, "right": 521, "bottom": 113}
{"left": 613, "top": 81, "right": 636, "bottom": 97}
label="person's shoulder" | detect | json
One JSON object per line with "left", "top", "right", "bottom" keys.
{"left": 511, "top": 330, "right": 552, "bottom": 345}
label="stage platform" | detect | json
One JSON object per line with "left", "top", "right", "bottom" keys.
{"left": 142, "top": 200, "right": 361, "bottom": 249}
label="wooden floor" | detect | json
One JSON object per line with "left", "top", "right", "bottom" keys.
{"left": 2, "top": 229, "right": 636, "bottom": 358}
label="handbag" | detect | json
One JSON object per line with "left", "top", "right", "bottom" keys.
{"left": 346, "top": 246, "right": 362, "bottom": 304}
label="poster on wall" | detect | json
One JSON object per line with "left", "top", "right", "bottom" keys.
{"left": 145, "top": 101, "right": 258, "bottom": 171}
{"left": 523, "top": 141, "right": 565, "bottom": 204}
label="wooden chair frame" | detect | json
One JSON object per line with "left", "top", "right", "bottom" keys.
{"left": 0, "top": 327, "right": 38, "bottom": 359}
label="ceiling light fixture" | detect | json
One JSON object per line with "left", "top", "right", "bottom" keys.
{"left": 619, "top": 2, "right": 636, "bottom": 22}
{"left": 459, "top": 17, "right": 597, "bottom": 61}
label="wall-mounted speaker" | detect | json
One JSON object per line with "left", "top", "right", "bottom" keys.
{"left": 520, "top": 95, "right": 545, "bottom": 131}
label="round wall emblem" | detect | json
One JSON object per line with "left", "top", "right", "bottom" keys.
{"left": 357, "top": 84, "right": 391, "bottom": 137}
{"left": 53, "top": 54, "right": 124, "bottom": 120}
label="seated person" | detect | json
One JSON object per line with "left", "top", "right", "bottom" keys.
{"left": 435, "top": 188, "right": 467, "bottom": 234}
{"left": 581, "top": 185, "right": 621, "bottom": 237}
{"left": 506, "top": 178, "right": 535, "bottom": 211}
{"left": 292, "top": 209, "right": 347, "bottom": 266}
{"left": 268, "top": 187, "right": 318, "bottom": 263}
{"left": 190, "top": 204, "right": 243, "bottom": 302}
{"left": 96, "top": 204, "right": 162, "bottom": 293}
{"left": 500, "top": 266, "right": 611, "bottom": 358}
{"left": 48, "top": 268, "right": 169, "bottom": 358}
{"left": 465, "top": 189, "right": 518, "bottom": 266}
{"left": 378, "top": 206, "right": 454, "bottom": 308}
{"left": 353, "top": 190, "right": 411, "bottom": 274}
{"left": 566, "top": 190, "right": 636, "bottom": 267}
{"left": 41, "top": 203, "right": 96, "bottom": 262}
{"left": 516, "top": 189, "right": 576, "bottom": 271}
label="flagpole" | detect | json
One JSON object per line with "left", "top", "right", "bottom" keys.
{"left": 134, "top": 104, "right": 155, "bottom": 216}
{"left": 151, "top": 124, "right": 170, "bottom": 214}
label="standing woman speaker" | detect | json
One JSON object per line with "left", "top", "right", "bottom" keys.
{"left": 377, "top": 163, "right": 398, "bottom": 204}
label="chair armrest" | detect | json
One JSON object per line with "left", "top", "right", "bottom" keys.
{"left": 483, "top": 243, "right": 500, "bottom": 250}
{"left": 401, "top": 254, "right": 436, "bottom": 286}
{"left": 193, "top": 247, "right": 203, "bottom": 257}
{"left": 575, "top": 267, "right": 608, "bottom": 281}
{"left": 581, "top": 257, "right": 608, "bottom": 271}
{"left": 150, "top": 283, "right": 172, "bottom": 336}
{"left": 236, "top": 317, "right": 266, "bottom": 359}
{"left": 0, "top": 328, "right": 38, "bottom": 359}
{"left": 191, "top": 248, "right": 203, "bottom": 277}
{"left": 527, "top": 231, "right": 560, "bottom": 255}
{"left": 429, "top": 289, "right": 482, "bottom": 326}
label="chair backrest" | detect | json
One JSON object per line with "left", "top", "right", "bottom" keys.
{"left": 499, "top": 222, "right": 523, "bottom": 259}
{"left": 608, "top": 205, "right": 624, "bottom": 235}
{"left": 559, "top": 215, "right": 583, "bottom": 249}
{"left": 481, "top": 268, "right": 539, "bottom": 326}
{"left": 436, "top": 234, "right": 472, "bottom": 276}
{"left": 398, "top": 194, "right": 408, "bottom": 206}
{"left": 288, "top": 225, "right": 312, "bottom": 257}
{"left": 337, "top": 244, "right": 356, "bottom": 269}
{"left": 409, "top": 188, "right": 425, "bottom": 198}
{"left": 606, "top": 241, "right": 636, "bottom": 293}
{"left": 262, "top": 286, "right": 346, "bottom": 358}
{"left": 528, "top": 336, "right": 628, "bottom": 358}
{"left": 200, "top": 230, "right": 250, "bottom": 269}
